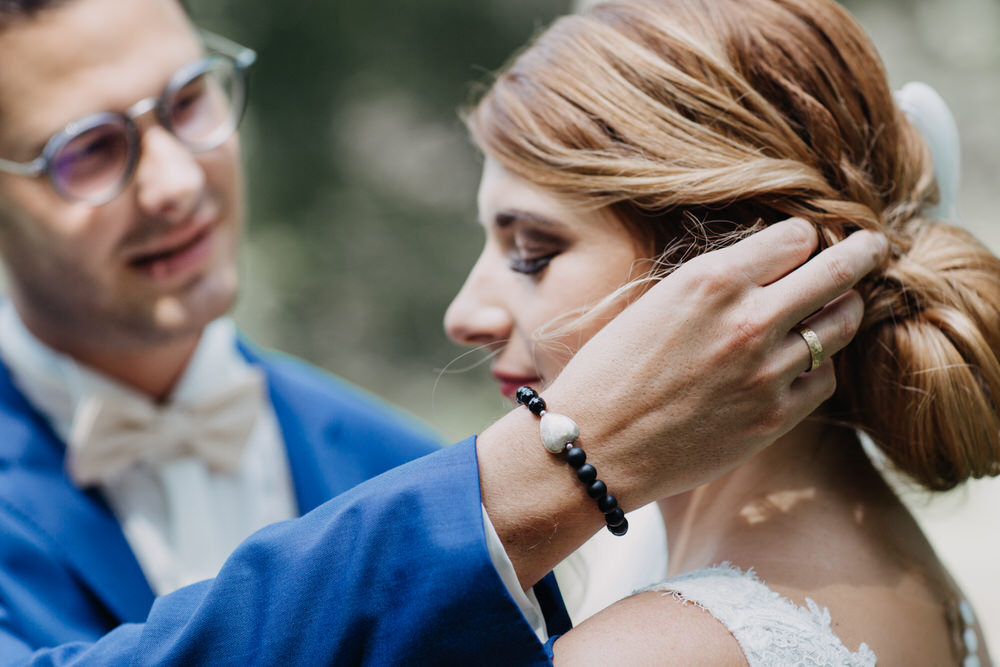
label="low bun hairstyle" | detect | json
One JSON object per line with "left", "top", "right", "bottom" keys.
{"left": 466, "top": 0, "right": 1000, "bottom": 490}
{"left": 843, "top": 224, "right": 1000, "bottom": 490}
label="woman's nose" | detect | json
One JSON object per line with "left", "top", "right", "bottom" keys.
{"left": 444, "top": 258, "right": 513, "bottom": 346}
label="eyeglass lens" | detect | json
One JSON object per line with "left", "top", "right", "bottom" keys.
{"left": 50, "top": 58, "right": 244, "bottom": 203}
{"left": 168, "top": 58, "right": 242, "bottom": 150}
{"left": 52, "top": 118, "right": 132, "bottom": 202}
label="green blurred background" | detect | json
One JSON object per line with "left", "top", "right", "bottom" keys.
{"left": 188, "top": 0, "right": 1000, "bottom": 441}
{"left": 188, "top": 0, "right": 1000, "bottom": 646}
{"left": 191, "top": 0, "right": 570, "bottom": 441}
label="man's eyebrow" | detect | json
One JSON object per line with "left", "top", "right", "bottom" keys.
{"left": 494, "top": 209, "right": 562, "bottom": 229}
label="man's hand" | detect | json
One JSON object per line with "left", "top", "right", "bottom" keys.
{"left": 477, "top": 219, "right": 888, "bottom": 588}
{"left": 556, "top": 218, "right": 886, "bottom": 503}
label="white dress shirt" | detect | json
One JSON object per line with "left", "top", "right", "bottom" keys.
{"left": 0, "top": 305, "right": 298, "bottom": 595}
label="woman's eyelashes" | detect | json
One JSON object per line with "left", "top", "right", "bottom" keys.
{"left": 507, "top": 233, "right": 567, "bottom": 275}
{"left": 490, "top": 210, "right": 570, "bottom": 276}
{"left": 509, "top": 251, "right": 558, "bottom": 275}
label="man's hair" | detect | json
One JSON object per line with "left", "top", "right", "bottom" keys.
{"left": 0, "top": 0, "right": 62, "bottom": 10}
{"left": 0, "top": 0, "right": 188, "bottom": 28}
{"left": 0, "top": 0, "right": 67, "bottom": 23}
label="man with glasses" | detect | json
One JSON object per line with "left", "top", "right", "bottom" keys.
{"left": 0, "top": 0, "right": 889, "bottom": 664}
{"left": 0, "top": 0, "right": 449, "bottom": 658}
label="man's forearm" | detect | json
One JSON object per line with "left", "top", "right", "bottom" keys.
{"left": 478, "top": 408, "right": 609, "bottom": 591}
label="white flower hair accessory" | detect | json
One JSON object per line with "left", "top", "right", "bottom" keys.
{"left": 894, "top": 81, "right": 961, "bottom": 223}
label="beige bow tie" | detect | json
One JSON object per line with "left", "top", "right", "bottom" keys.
{"left": 66, "top": 371, "right": 264, "bottom": 487}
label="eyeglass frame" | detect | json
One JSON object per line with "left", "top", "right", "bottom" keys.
{"left": 0, "top": 29, "right": 257, "bottom": 204}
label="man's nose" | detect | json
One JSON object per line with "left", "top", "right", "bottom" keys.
{"left": 133, "top": 126, "right": 205, "bottom": 222}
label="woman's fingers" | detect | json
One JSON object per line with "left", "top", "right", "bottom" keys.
{"left": 768, "top": 228, "right": 888, "bottom": 330}
{"left": 777, "top": 289, "right": 865, "bottom": 377}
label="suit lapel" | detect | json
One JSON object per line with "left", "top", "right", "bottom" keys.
{"left": 0, "top": 335, "right": 359, "bottom": 626}
{"left": 0, "top": 363, "right": 155, "bottom": 624}
{"left": 0, "top": 336, "right": 343, "bottom": 628}
{"left": 237, "top": 341, "right": 342, "bottom": 514}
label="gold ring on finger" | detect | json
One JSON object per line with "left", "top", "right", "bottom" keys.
{"left": 793, "top": 324, "right": 825, "bottom": 373}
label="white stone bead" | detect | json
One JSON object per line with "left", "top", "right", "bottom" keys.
{"left": 963, "top": 654, "right": 980, "bottom": 667}
{"left": 540, "top": 412, "right": 579, "bottom": 453}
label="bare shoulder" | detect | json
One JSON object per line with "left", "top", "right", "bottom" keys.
{"left": 552, "top": 590, "right": 748, "bottom": 666}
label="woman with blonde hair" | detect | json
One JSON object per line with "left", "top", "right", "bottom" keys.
{"left": 445, "top": 0, "right": 999, "bottom": 663}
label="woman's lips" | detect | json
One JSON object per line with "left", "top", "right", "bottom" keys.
{"left": 492, "top": 371, "right": 542, "bottom": 400}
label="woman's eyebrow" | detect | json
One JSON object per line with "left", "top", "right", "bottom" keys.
{"left": 494, "top": 209, "right": 562, "bottom": 229}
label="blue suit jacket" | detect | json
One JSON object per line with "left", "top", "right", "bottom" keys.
{"left": 0, "top": 342, "right": 568, "bottom": 665}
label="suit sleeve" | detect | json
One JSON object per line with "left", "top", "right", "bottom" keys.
{"left": 4, "top": 438, "right": 555, "bottom": 667}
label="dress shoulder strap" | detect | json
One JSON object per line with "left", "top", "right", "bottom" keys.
{"left": 641, "top": 563, "right": 877, "bottom": 667}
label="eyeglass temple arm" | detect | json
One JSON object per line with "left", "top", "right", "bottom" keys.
{"left": 198, "top": 29, "right": 257, "bottom": 70}
{"left": 0, "top": 155, "right": 44, "bottom": 177}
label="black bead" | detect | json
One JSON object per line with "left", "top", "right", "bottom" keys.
{"left": 604, "top": 507, "right": 626, "bottom": 527}
{"left": 576, "top": 464, "right": 597, "bottom": 484}
{"left": 526, "top": 396, "right": 546, "bottom": 416}
{"left": 566, "top": 447, "right": 586, "bottom": 469}
{"left": 597, "top": 494, "right": 618, "bottom": 513}
{"left": 587, "top": 479, "right": 607, "bottom": 499}
{"left": 515, "top": 386, "right": 537, "bottom": 406}
{"left": 607, "top": 518, "right": 629, "bottom": 536}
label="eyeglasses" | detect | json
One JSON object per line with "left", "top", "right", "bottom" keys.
{"left": 0, "top": 30, "right": 256, "bottom": 205}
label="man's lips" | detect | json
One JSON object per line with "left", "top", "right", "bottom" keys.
{"left": 125, "top": 214, "right": 218, "bottom": 283}
{"left": 126, "top": 214, "right": 212, "bottom": 264}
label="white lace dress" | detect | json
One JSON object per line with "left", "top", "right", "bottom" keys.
{"left": 641, "top": 564, "right": 878, "bottom": 666}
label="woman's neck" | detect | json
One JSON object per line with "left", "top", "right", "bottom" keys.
{"left": 658, "top": 413, "right": 883, "bottom": 576}
{"left": 657, "top": 413, "right": 968, "bottom": 667}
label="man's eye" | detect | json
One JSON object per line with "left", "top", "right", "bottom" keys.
{"left": 509, "top": 252, "right": 557, "bottom": 275}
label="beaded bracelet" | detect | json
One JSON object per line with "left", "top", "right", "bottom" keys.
{"left": 515, "top": 386, "right": 628, "bottom": 536}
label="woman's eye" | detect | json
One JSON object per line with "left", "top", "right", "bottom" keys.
{"left": 509, "top": 252, "right": 557, "bottom": 275}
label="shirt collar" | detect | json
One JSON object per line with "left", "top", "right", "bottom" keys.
{"left": 0, "top": 301, "right": 246, "bottom": 442}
